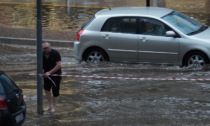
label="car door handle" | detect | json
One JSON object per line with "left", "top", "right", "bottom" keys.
{"left": 103, "top": 34, "right": 111, "bottom": 39}
{"left": 140, "top": 37, "right": 147, "bottom": 42}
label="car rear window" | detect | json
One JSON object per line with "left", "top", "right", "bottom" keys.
{"left": 0, "top": 74, "right": 19, "bottom": 94}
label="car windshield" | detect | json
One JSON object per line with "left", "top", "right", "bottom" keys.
{"left": 162, "top": 11, "right": 206, "bottom": 35}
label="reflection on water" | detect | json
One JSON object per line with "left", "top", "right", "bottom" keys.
{"left": 0, "top": 4, "right": 101, "bottom": 30}
{"left": 42, "top": 6, "right": 101, "bottom": 30}
{"left": 0, "top": 2, "right": 210, "bottom": 31}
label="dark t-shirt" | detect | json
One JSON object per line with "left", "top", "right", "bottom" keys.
{"left": 43, "top": 49, "right": 61, "bottom": 74}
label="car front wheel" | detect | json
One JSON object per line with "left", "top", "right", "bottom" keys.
{"left": 184, "top": 51, "right": 209, "bottom": 69}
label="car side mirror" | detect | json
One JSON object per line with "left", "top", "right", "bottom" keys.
{"left": 166, "top": 31, "right": 177, "bottom": 37}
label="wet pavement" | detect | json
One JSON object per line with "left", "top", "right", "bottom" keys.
{"left": 1, "top": 0, "right": 210, "bottom": 126}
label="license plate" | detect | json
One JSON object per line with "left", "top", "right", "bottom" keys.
{"left": 15, "top": 113, "right": 24, "bottom": 123}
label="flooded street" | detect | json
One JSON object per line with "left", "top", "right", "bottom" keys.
{"left": 1, "top": 0, "right": 210, "bottom": 125}
{"left": 1, "top": 43, "right": 210, "bottom": 126}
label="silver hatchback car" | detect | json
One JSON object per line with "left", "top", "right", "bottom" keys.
{"left": 74, "top": 7, "right": 210, "bottom": 69}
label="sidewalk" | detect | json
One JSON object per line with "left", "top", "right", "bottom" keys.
{"left": 0, "top": 26, "right": 75, "bottom": 47}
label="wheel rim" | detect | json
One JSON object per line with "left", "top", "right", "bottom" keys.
{"left": 188, "top": 55, "right": 205, "bottom": 69}
{"left": 86, "top": 51, "right": 105, "bottom": 63}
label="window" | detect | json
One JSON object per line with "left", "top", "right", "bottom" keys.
{"left": 0, "top": 82, "right": 4, "bottom": 94}
{"left": 139, "top": 18, "right": 171, "bottom": 36}
{"left": 0, "top": 74, "right": 18, "bottom": 94}
{"left": 102, "top": 17, "right": 137, "bottom": 34}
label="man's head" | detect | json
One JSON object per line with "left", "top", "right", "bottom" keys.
{"left": 42, "top": 42, "right": 52, "bottom": 54}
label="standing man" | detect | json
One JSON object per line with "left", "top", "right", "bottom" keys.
{"left": 42, "top": 42, "right": 62, "bottom": 112}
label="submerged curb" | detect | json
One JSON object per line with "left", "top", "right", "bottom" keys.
{"left": 0, "top": 36, "right": 74, "bottom": 47}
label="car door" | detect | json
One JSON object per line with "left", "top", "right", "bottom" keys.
{"left": 101, "top": 17, "right": 139, "bottom": 62}
{"left": 138, "top": 18, "right": 180, "bottom": 64}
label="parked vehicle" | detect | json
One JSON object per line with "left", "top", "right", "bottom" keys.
{"left": 74, "top": 7, "right": 210, "bottom": 69}
{"left": 0, "top": 70, "right": 26, "bottom": 126}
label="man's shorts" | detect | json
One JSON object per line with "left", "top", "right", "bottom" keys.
{"left": 44, "top": 76, "right": 62, "bottom": 97}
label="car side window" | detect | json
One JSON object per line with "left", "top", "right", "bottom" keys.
{"left": 139, "top": 18, "right": 172, "bottom": 36}
{"left": 102, "top": 17, "right": 137, "bottom": 34}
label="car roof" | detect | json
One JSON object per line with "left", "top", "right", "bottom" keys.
{"left": 95, "top": 7, "right": 173, "bottom": 18}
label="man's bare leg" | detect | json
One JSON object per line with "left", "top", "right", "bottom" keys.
{"left": 44, "top": 90, "right": 52, "bottom": 111}
{"left": 51, "top": 96, "right": 59, "bottom": 112}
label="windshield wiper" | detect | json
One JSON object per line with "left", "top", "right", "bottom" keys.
{"left": 188, "top": 25, "right": 208, "bottom": 35}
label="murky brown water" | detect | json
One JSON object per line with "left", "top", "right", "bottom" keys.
{"left": 0, "top": 0, "right": 210, "bottom": 31}
{"left": 0, "top": 4, "right": 101, "bottom": 31}
{"left": 1, "top": 42, "right": 210, "bottom": 126}
{"left": 1, "top": 1, "right": 210, "bottom": 126}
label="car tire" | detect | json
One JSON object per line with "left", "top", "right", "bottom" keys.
{"left": 183, "top": 51, "right": 209, "bottom": 69}
{"left": 84, "top": 48, "right": 108, "bottom": 63}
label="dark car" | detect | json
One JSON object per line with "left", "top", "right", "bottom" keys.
{"left": 0, "top": 70, "right": 26, "bottom": 126}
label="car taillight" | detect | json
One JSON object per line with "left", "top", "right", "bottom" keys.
{"left": 0, "top": 98, "right": 8, "bottom": 109}
{"left": 77, "top": 29, "right": 84, "bottom": 41}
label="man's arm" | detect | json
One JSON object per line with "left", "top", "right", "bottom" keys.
{"left": 44, "top": 61, "right": 61, "bottom": 77}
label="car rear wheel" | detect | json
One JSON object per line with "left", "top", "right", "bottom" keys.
{"left": 84, "top": 48, "right": 108, "bottom": 63}
{"left": 184, "top": 51, "right": 209, "bottom": 69}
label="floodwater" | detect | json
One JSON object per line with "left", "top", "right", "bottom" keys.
{"left": 1, "top": 43, "right": 210, "bottom": 126}
{"left": 0, "top": 1, "right": 210, "bottom": 31}
{"left": 1, "top": 1, "right": 210, "bottom": 126}
{"left": 0, "top": 3, "right": 101, "bottom": 31}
